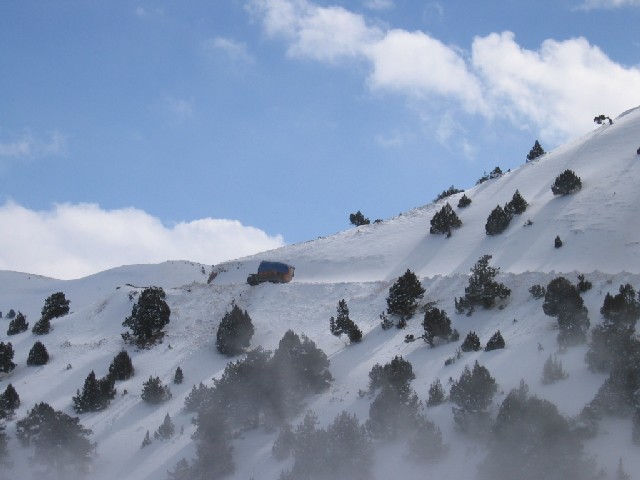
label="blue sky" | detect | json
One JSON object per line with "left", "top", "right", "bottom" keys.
{"left": 1, "top": 0, "right": 639, "bottom": 279}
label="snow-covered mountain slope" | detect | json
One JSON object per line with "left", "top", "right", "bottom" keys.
{"left": 1, "top": 107, "right": 640, "bottom": 480}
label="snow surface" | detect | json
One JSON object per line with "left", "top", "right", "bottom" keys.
{"left": 1, "top": 107, "right": 640, "bottom": 479}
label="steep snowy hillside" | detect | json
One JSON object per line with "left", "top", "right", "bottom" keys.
{"left": 217, "top": 105, "right": 640, "bottom": 284}
{"left": 1, "top": 107, "right": 639, "bottom": 480}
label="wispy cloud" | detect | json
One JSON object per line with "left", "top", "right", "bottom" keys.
{"left": 576, "top": 0, "right": 640, "bottom": 10}
{"left": 0, "top": 130, "right": 67, "bottom": 160}
{"left": 248, "top": 0, "right": 640, "bottom": 144}
{"left": 363, "top": 0, "right": 394, "bottom": 10}
{"left": 204, "top": 37, "right": 255, "bottom": 64}
{"left": 0, "top": 201, "right": 285, "bottom": 279}
{"left": 160, "top": 95, "right": 195, "bottom": 123}
{"left": 134, "top": 6, "right": 164, "bottom": 17}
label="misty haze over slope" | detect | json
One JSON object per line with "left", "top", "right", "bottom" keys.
{"left": 1, "top": 106, "right": 640, "bottom": 479}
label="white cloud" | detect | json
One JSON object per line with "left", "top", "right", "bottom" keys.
{"left": 472, "top": 32, "right": 640, "bottom": 142}
{"left": 160, "top": 96, "right": 195, "bottom": 123}
{"left": 0, "top": 130, "right": 67, "bottom": 160}
{"left": 0, "top": 202, "right": 285, "bottom": 280}
{"left": 249, "top": 0, "right": 640, "bottom": 145}
{"left": 205, "top": 37, "right": 255, "bottom": 64}
{"left": 366, "top": 29, "right": 486, "bottom": 114}
{"left": 363, "top": 0, "right": 394, "bottom": 10}
{"left": 577, "top": 0, "right": 640, "bottom": 10}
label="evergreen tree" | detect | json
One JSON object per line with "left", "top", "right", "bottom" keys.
{"left": 449, "top": 361, "right": 497, "bottom": 433}
{"left": 329, "top": 299, "right": 362, "bottom": 344}
{"left": 0, "top": 342, "right": 16, "bottom": 373}
{"left": 576, "top": 274, "right": 592, "bottom": 293}
{"left": 457, "top": 194, "right": 472, "bottom": 208}
{"left": 551, "top": 169, "right": 582, "bottom": 195}
{"left": 270, "top": 331, "right": 332, "bottom": 421}
{"left": 543, "top": 276, "right": 590, "bottom": 346}
{"left": 109, "top": 350, "right": 134, "bottom": 380}
{"left": 615, "top": 459, "right": 631, "bottom": 480}
{"left": 422, "top": 307, "right": 454, "bottom": 346}
{"left": 41, "top": 291, "right": 70, "bottom": 321}
{"left": 386, "top": 269, "right": 425, "bottom": 318}
{"left": 6, "top": 309, "right": 15, "bottom": 319}
{"left": 27, "top": 340, "right": 49, "bottom": 366}
{"left": 174, "top": 366, "right": 184, "bottom": 384}
{"left": 16, "top": 402, "right": 94, "bottom": 475}
{"left": 7, "top": 311, "right": 28, "bottom": 335}
{"left": 212, "top": 348, "right": 273, "bottom": 430}
{"left": 190, "top": 406, "right": 234, "bottom": 479}
{"left": 460, "top": 331, "right": 481, "bottom": 352}
{"left": 528, "top": 284, "right": 546, "bottom": 299}
{"left": 505, "top": 190, "right": 528, "bottom": 215}
{"left": 426, "top": 378, "right": 446, "bottom": 407}
{"left": 541, "top": 355, "right": 568, "bottom": 384}
{"left": 216, "top": 303, "right": 255, "bottom": 356}
{"left": 586, "top": 284, "right": 640, "bottom": 372}
{"left": 0, "top": 422, "right": 7, "bottom": 466}
{"left": 405, "top": 415, "right": 448, "bottom": 463}
{"left": 167, "top": 458, "right": 191, "bottom": 480}
{"left": 141, "top": 430, "right": 152, "bottom": 448}
{"left": 484, "top": 331, "right": 505, "bottom": 351}
{"left": 367, "top": 383, "right": 421, "bottom": 440}
{"left": 141, "top": 376, "right": 172, "bottom": 404}
{"left": 0, "top": 384, "right": 20, "bottom": 417}
{"left": 32, "top": 315, "right": 51, "bottom": 335}
{"left": 485, "top": 204, "right": 512, "bottom": 235}
{"left": 434, "top": 185, "right": 463, "bottom": 202}
{"left": 272, "top": 424, "right": 295, "bottom": 460}
{"left": 349, "top": 210, "right": 370, "bottom": 226}
{"left": 155, "top": 413, "right": 175, "bottom": 440}
{"left": 184, "top": 383, "right": 213, "bottom": 414}
{"left": 368, "top": 356, "right": 415, "bottom": 393}
{"left": 73, "top": 370, "right": 116, "bottom": 413}
{"left": 526, "top": 140, "right": 545, "bottom": 161}
{"left": 456, "top": 255, "right": 511, "bottom": 314}
{"left": 554, "top": 235, "right": 563, "bottom": 248}
{"left": 429, "top": 202, "right": 462, "bottom": 236}
{"left": 122, "top": 286, "right": 170, "bottom": 346}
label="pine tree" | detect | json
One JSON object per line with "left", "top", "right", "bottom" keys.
{"left": 554, "top": 235, "right": 563, "bottom": 248}
{"left": 141, "top": 430, "right": 152, "bottom": 448}
{"left": 434, "top": 185, "right": 464, "bottom": 202}
{"left": 7, "top": 311, "right": 28, "bottom": 335}
{"left": 16, "top": 402, "right": 94, "bottom": 475}
{"left": 174, "top": 366, "right": 184, "bottom": 384}
{"left": 349, "top": 210, "right": 370, "bottom": 226}
{"left": 122, "top": 286, "right": 170, "bottom": 346}
{"left": 386, "top": 269, "right": 425, "bottom": 318}
{"left": 485, "top": 204, "right": 512, "bottom": 235}
{"left": 329, "top": 299, "right": 362, "bottom": 344}
{"left": 27, "top": 341, "right": 49, "bottom": 366}
{"left": 457, "top": 194, "right": 472, "bottom": 208}
{"left": 427, "top": 378, "right": 446, "bottom": 407}
{"left": 0, "top": 384, "right": 20, "bottom": 417}
{"left": 479, "top": 381, "right": 598, "bottom": 480}
{"left": 216, "top": 303, "right": 255, "bottom": 356}
{"left": 141, "top": 376, "right": 172, "bottom": 404}
{"left": 190, "top": 406, "right": 234, "bottom": 479}
{"left": 368, "top": 356, "right": 415, "bottom": 393}
{"left": 505, "top": 190, "right": 528, "bottom": 215}
{"left": 31, "top": 315, "right": 51, "bottom": 335}
{"left": 449, "top": 361, "right": 498, "bottom": 433}
{"left": 73, "top": 370, "right": 115, "bottom": 412}
{"left": 422, "top": 307, "right": 454, "bottom": 347}
{"left": 456, "top": 255, "right": 511, "bottom": 315}
{"left": 484, "top": 331, "right": 505, "bottom": 351}
{"left": 272, "top": 424, "right": 295, "bottom": 460}
{"left": 0, "top": 342, "right": 16, "bottom": 373}
{"left": 40, "top": 291, "right": 70, "bottom": 321}
{"left": 109, "top": 350, "right": 134, "bottom": 380}
{"left": 551, "top": 169, "right": 582, "bottom": 195}
{"left": 586, "top": 283, "right": 640, "bottom": 372}
{"left": 429, "top": 202, "right": 462, "bottom": 236}
{"left": 405, "top": 415, "right": 447, "bottom": 462}
{"left": 460, "top": 331, "right": 481, "bottom": 352}
{"left": 167, "top": 458, "right": 191, "bottom": 480}
{"left": 6, "top": 309, "right": 15, "bottom": 319}
{"left": 543, "top": 276, "right": 590, "bottom": 346}
{"left": 541, "top": 355, "right": 568, "bottom": 384}
{"left": 155, "top": 413, "right": 175, "bottom": 440}
{"left": 526, "top": 140, "right": 545, "bottom": 161}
